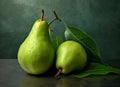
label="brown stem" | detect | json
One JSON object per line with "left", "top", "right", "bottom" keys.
{"left": 48, "top": 18, "right": 57, "bottom": 25}
{"left": 49, "top": 27, "right": 57, "bottom": 37}
{"left": 40, "top": 9, "right": 44, "bottom": 21}
{"left": 55, "top": 68, "right": 62, "bottom": 79}
{"left": 48, "top": 9, "right": 61, "bottom": 25}
{"left": 52, "top": 9, "right": 61, "bottom": 21}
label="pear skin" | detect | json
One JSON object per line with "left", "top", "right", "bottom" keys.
{"left": 18, "top": 15, "right": 54, "bottom": 75}
{"left": 56, "top": 41, "right": 87, "bottom": 75}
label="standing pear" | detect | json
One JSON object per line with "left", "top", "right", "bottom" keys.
{"left": 18, "top": 10, "right": 55, "bottom": 75}
{"left": 55, "top": 41, "right": 87, "bottom": 77}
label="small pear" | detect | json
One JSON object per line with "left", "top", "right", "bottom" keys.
{"left": 18, "top": 10, "right": 54, "bottom": 75}
{"left": 55, "top": 41, "right": 87, "bottom": 77}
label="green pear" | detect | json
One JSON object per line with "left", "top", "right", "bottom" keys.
{"left": 55, "top": 41, "right": 87, "bottom": 76}
{"left": 18, "top": 10, "right": 54, "bottom": 75}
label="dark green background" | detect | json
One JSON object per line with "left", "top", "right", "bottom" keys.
{"left": 0, "top": 0, "right": 120, "bottom": 65}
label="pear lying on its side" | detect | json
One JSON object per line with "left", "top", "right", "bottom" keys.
{"left": 56, "top": 41, "right": 87, "bottom": 76}
{"left": 18, "top": 10, "right": 54, "bottom": 75}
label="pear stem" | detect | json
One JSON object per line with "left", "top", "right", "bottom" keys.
{"left": 48, "top": 10, "right": 61, "bottom": 25}
{"left": 55, "top": 68, "right": 62, "bottom": 79}
{"left": 49, "top": 27, "right": 57, "bottom": 37}
{"left": 40, "top": 9, "right": 44, "bottom": 21}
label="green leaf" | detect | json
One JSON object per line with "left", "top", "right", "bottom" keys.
{"left": 52, "top": 35, "right": 63, "bottom": 51}
{"left": 73, "top": 63, "right": 120, "bottom": 78}
{"left": 62, "top": 20, "right": 102, "bottom": 63}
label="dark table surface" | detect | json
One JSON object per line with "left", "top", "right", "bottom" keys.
{"left": 0, "top": 59, "right": 120, "bottom": 87}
